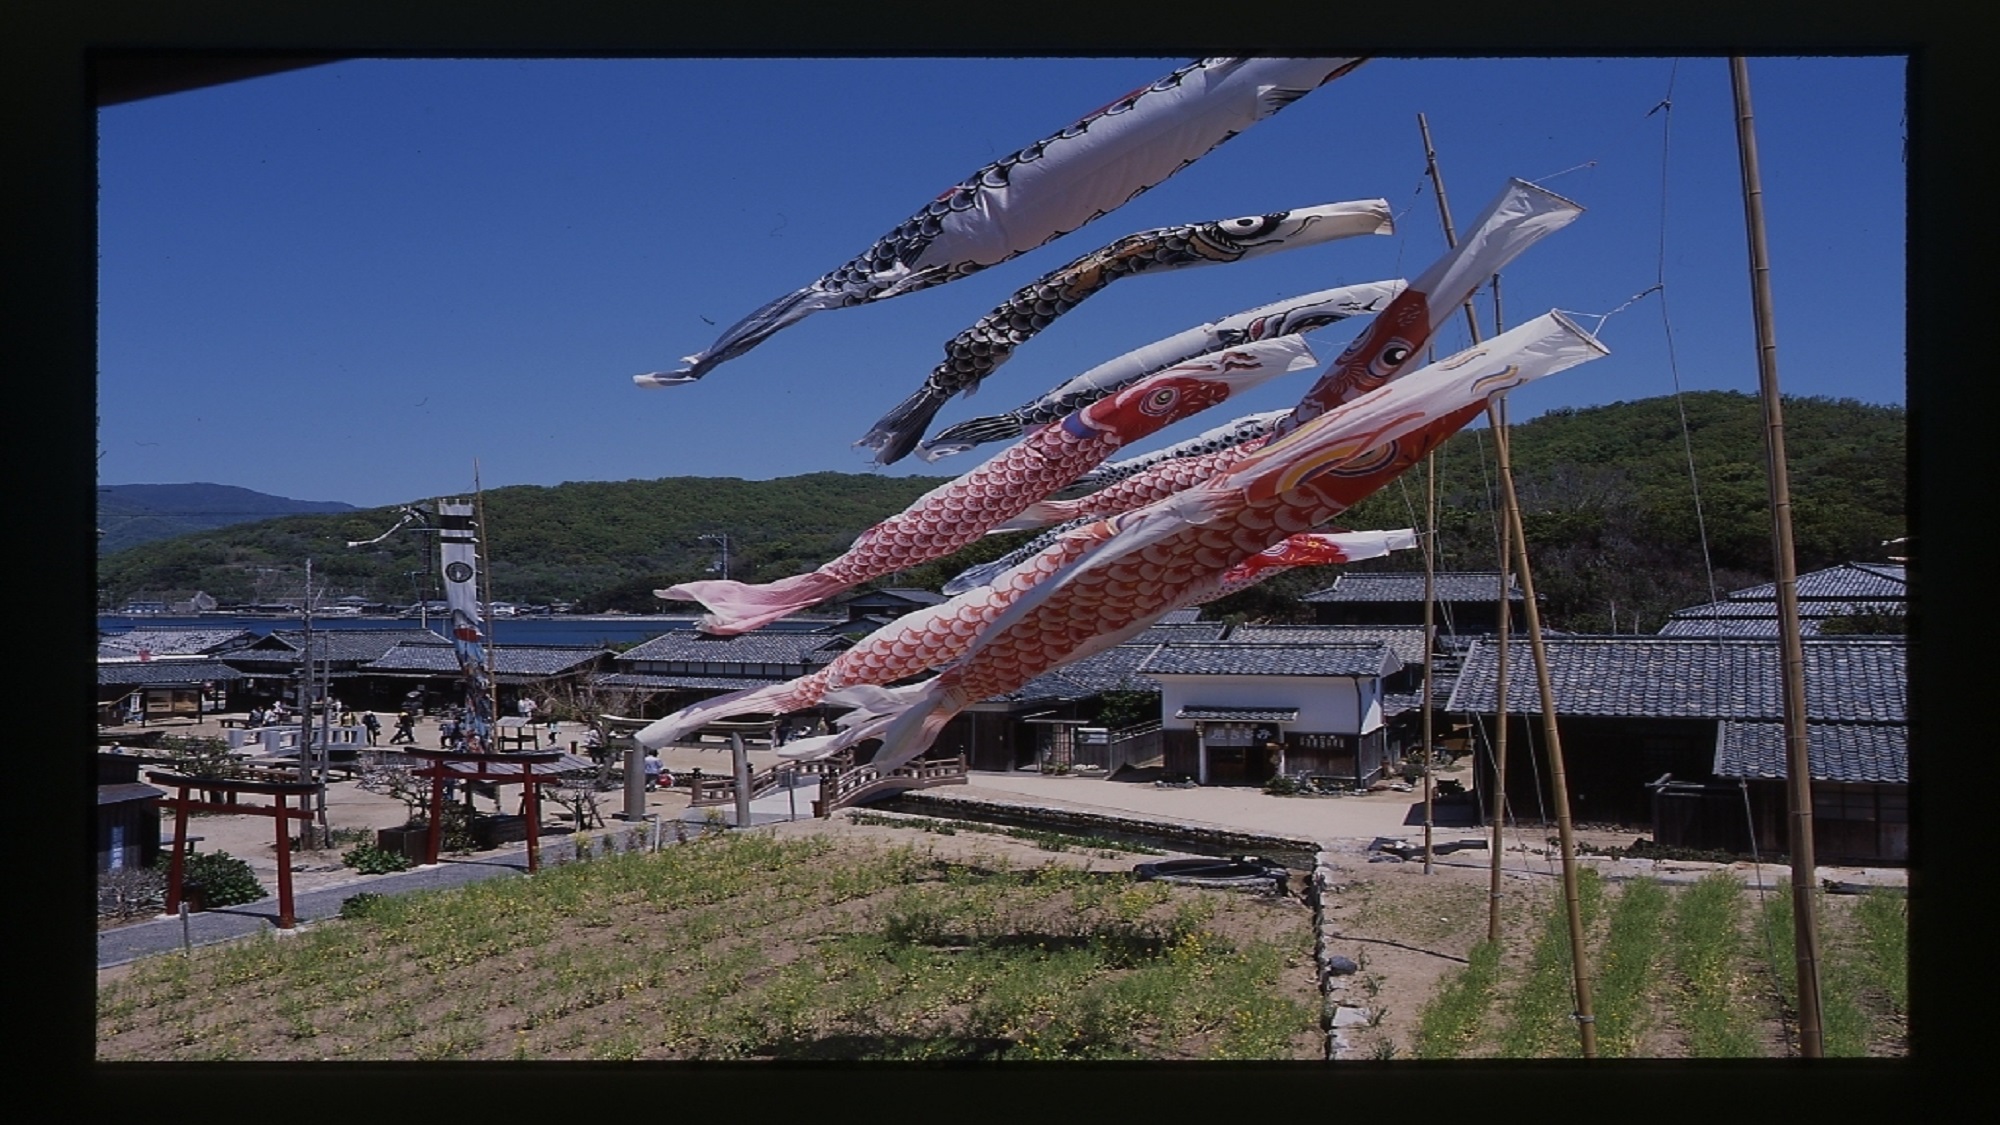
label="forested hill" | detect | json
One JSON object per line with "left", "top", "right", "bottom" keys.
{"left": 99, "top": 392, "right": 1903, "bottom": 632}
{"left": 97, "top": 483, "right": 357, "bottom": 555}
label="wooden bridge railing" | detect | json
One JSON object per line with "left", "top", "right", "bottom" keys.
{"left": 813, "top": 755, "right": 968, "bottom": 817}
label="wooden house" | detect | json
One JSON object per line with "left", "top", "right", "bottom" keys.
{"left": 1138, "top": 640, "right": 1400, "bottom": 788}
{"left": 598, "top": 630, "right": 852, "bottom": 728}
{"left": 1301, "top": 570, "right": 1526, "bottom": 633}
{"left": 1445, "top": 634, "right": 1907, "bottom": 863}
{"left": 1658, "top": 561, "right": 1906, "bottom": 637}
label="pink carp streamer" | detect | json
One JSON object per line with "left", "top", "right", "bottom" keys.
{"left": 639, "top": 57, "right": 1365, "bottom": 386}
{"left": 633, "top": 528, "right": 1414, "bottom": 750}
{"left": 817, "top": 313, "right": 1609, "bottom": 771}
{"left": 996, "top": 436, "right": 1272, "bottom": 533}
{"left": 658, "top": 336, "right": 1318, "bottom": 634}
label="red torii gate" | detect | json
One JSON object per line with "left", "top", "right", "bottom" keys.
{"left": 401, "top": 748, "right": 569, "bottom": 871}
{"left": 147, "top": 770, "right": 320, "bottom": 930}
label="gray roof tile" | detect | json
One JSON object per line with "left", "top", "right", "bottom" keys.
{"left": 97, "top": 658, "right": 245, "bottom": 686}
{"left": 364, "top": 642, "right": 608, "bottom": 677}
{"left": 595, "top": 672, "right": 796, "bottom": 692}
{"left": 1713, "top": 720, "right": 1907, "bottom": 784}
{"left": 1446, "top": 635, "right": 1904, "bottom": 722}
{"left": 1138, "top": 642, "right": 1395, "bottom": 678}
{"left": 616, "top": 631, "right": 849, "bottom": 664}
{"left": 1301, "top": 571, "right": 1523, "bottom": 604}
{"left": 97, "top": 628, "right": 255, "bottom": 660}
{"left": 1226, "top": 625, "right": 1428, "bottom": 666}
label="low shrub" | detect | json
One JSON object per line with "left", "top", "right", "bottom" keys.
{"left": 183, "top": 851, "right": 266, "bottom": 908}
{"left": 339, "top": 892, "right": 387, "bottom": 920}
{"left": 342, "top": 843, "right": 415, "bottom": 875}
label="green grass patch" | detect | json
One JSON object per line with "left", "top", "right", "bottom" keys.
{"left": 1413, "top": 940, "right": 1502, "bottom": 1059}
{"left": 98, "top": 833, "right": 1310, "bottom": 1061}
{"left": 1496, "top": 869, "right": 1604, "bottom": 1058}
{"left": 1593, "top": 877, "right": 1670, "bottom": 1057}
{"left": 1668, "top": 873, "right": 1763, "bottom": 1057}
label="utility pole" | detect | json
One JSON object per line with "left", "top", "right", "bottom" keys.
{"left": 700, "top": 533, "right": 731, "bottom": 581}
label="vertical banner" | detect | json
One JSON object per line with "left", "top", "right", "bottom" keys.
{"left": 436, "top": 499, "right": 496, "bottom": 747}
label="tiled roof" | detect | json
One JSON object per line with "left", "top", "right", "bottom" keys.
{"left": 1713, "top": 720, "right": 1908, "bottom": 784}
{"left": 363, "top": 642, "right": 609, "bottom": 677}
{"left": 98, "top": 782, "right": 168, "bottom": 806}
{"left": 232, "top": 629, "right": 450, "bottom": 664}
{"left": 97, "top": 658, "right": 245, "bottom": 686}
{"left": 995, "top": 645, "right": 1163, "bottom": 704}
{"left": 594, "top": 672, "right": 795, "bottom": 692}
{"left": 616, "top": 630, "right": 848, "bottom": 665}
{"left": 1226, "top": 625, "right": 1428, "bottom": 666}
{"left": 1125, "top": 622, "right": 1230, "bottom": 645}
{"left": 1301, "top": 571, "right": 1523, "bottom": 604}
{"left": 1445, "top": 636, "right": 1904, "bottom": 722}
{"left": 1156, "top": 608, "right": 1204, "bottom": 625}
{"left": 840, "top": 587, "right": 947, "bottom": 607}
{"left": 1658, "top": 614, "right": 1829, "bottom": 638}
{"left": 1720, "top": 562, "right": 1906, "bottom": 603}
{"left": 97, "top": 628, "right": 255, "bottom": 660}
{"left": 1138, "top": 642, "right": 1395, "bottom": 678}
{"left": 1175, "top": 706, "right": 1300, "bottom": 722}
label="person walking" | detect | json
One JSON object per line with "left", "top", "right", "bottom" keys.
{"left": 362, "top": 711, "right": 381, "bottom": 746}
{"left": 390, "top": 711, "right": 416, "bottom": 744}
{"left": 643, "top": 749, "right": 662, "bottom": 792}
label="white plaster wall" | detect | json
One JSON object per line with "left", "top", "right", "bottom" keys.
{"left": 1154, "top": 673, "right": 1385, "bottom": 736}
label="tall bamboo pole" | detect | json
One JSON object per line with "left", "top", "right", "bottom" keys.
{"left": 1421, "top": 457, "right": 1437, "bottom": 874}
{"left": 1418, "top": 112, "right": 1595, "bottom": 1055}
{"left": 1730, "top": 56, "right": 1824, "bottom": 1058}
{"left": 474, "top": 462, "right": 501, "bottom": 745}
{"left": 1487, "top": 398, "right": 1515, "bottom": 943}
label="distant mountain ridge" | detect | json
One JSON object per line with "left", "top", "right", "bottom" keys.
{"left": 97, "top": 483, "right": 356, "bottom": 555}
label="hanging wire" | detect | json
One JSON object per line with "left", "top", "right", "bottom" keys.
{"left": 1740, "top": 776, "right": 1798, "bottom": 1055}
{"left": 1527, "top": 159, "right": 1599, "bottom": 186}
{"left": 1649, "top": 59, "right": 1726, "bottom": 629}
{"left": 1555, "top": 284, "right": 1663, "bottom": 338}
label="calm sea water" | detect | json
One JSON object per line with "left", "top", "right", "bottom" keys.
{"left": 95, "top": 613, "right": 841, "bottom": 647}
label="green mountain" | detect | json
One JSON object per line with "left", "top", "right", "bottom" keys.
{"left": 97, "top": 483, "right": 357, "bottom": 555}
{"left": 1206, "top": 391, "right": 1906, "bottom": 631}
{"left": 97, "top": 392, "right": 1904, "bottom": 630}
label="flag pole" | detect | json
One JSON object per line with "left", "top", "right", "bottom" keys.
{"left": 1417, "top": 111, "right": 1595, "bottom": 1056}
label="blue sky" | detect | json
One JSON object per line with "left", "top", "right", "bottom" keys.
{"left": 96, "top": 55, "right": 1906, "bottom": 510}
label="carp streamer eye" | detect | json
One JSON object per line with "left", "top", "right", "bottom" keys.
{"left": 1139, "top": 387, "right": 1181, "bottom": 416}
{"left": 1218, "top": 214, "right": 1280, "bottom": 238}
{"left": 1369, "top": 340, "right": 1415, "bottom": 379}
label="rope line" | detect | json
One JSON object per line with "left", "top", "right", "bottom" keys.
{"left": 1649, "top": 59, "right": 1725, "bottom": 625}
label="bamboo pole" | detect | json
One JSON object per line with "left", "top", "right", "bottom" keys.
{"left": 474, "top": 462, "right": 502, "bottom": 745}
{"left": 1488, "top": 398, "right": 1515, "bottom": 943}
{"left": 1729, "top": 56, "right": 1824, "bottom": 1058}
{"left": 1418, "top": 112, "right": 1595, "bottom": 1055}
{"left": 1421, "top": 457, "right": 1437, "bottom": 873}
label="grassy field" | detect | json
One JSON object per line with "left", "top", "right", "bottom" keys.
{"left": 96, "top": 831, "right": 1320, "bottom": 1061}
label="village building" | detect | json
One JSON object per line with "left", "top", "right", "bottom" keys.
{"left": 1445, "top": 633, "right": 1907, "bottom": 864}
{"left": 1301, "top": 570, "right": 1526, "bottom": 633}
{"left": 1141, "top": 640, "right": 1400, "bottom": 788}
{"left": 1658, "top": 561, "right": 1906, "bottom": 636}
{"left": 597, "top": 630, "right": 852, "bottom": 724}
{"left": 353, "top": 640, "right": 613, "bottom": 718}
{"left": 95, "top": 628, "right": 257, "bottom": 724}
{"left": 219, "top": 628, "right": 454, "bottom": 712}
